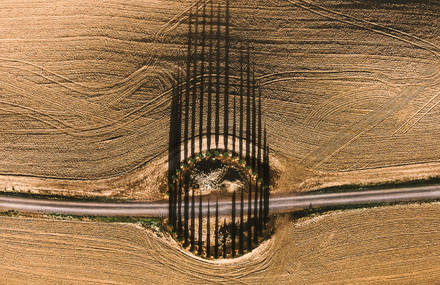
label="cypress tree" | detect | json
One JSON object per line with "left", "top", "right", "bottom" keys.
{"left": 198, "top": 193, "right": 203, "bottom": 255}
{"left": 254, "top": 175, "right": 259, "bottom": 245}
{"left": 177, "top": 179, "right": 183, "bottom": 238}
{"left": 214, "top": 198, "right": 219, "bottom": 258}
{"left": 223, "top": 218, "right": 227, "bottom": 258}
{"left": 265, "top": 144, "right": 270, "bottom": 222}
{"left": 190, "top": 188, "right": 195, "bottom": 251}
{"left": 206, "top": 199, "right": 211, "bottom": 258}
{"left": 257, "top": 89, "right": 263, "bottom": 234}
{"left": 259, "top": 178, "right": 264, "bottom": 235}
{"left": 231, "top": 191, "right": 236, "bottom": 257}
{"left": 184, "top": 178, "right": 189, "bottom": 246}
{"left": 168, "top": 183, "right": 173, "bottom": 226}
{"left": 263, "top": 128, "right": 270, "bottom": 224}
{"left": 247, "top": 177, "right": 252, "bottom": 252}
{"left": 173, "top": 176, "right": 178, "bottom": 230}
{"left": 239, "top": 187, "right": 244, "bottom": 255}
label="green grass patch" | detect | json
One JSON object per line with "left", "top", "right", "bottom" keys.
{"left": 48, "top": 213, "right": 163, "bottom": 230}
{"left": 0, "top": 210, "right": 20, "bottom": 217}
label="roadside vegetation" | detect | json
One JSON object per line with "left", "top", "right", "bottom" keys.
{"left": 289, "top": 198, "right": 440, "bottom": 222}
{"left": 303, "top": 176, "right": 440, "bottom": 195}
{"left": 0, "top": 210, "right": 164, "bottom": 234}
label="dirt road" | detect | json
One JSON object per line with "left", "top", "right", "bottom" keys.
{"left": 1, "top": 184, "right": 439, "bottom": 217}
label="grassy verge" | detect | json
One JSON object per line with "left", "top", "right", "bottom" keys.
{"left": 286, "top": 198, "right": 440, "bottom": 222}
{"left": 0, "top": 188, "right": 158, "bottom": 202}
{"left": 0, "top": 210, "right": 164, "bottom": 234}
{"left": 306, "top": 176, "right": 440, "bottom": 195}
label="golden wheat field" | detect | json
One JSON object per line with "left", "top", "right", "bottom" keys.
{"left": 0, "top": 0, "right": 439, "bottom": 198}
{"left": 1, "top": 202, "right": 439, "bottom": 284}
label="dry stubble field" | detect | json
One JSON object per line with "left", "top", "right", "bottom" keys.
{"left": 1, "top": 202, "right": 440, "bottom": 284}
{"left": 1, "top": 1, "right": 440, "bottom": 283}
{"left": 0, "top": 0, "right": 440, "bottom": 198}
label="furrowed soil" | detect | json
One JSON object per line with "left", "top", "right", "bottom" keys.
{"left": 1, "top": 0, "right": 440, "bottom": 198}
{"left": 1, "top": 202, "right": 440, "bottom": 284}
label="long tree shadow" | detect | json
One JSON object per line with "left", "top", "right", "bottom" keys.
{"left": 167, "top": 0, "right": 272, "bottom": 259}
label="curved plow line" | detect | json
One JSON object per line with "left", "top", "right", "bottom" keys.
{"left": 302, "top": 87, "right": 420, "bottom": 169}
{"left": 155, "top": 0, "right": 208, "bottom": 39}
{"left": 0, "top": 79, "right": 125, "bottom": 128}
{"left": 312, "top": 90, "right": 396, "bottom": 130}
{"left": 0, "top": 80, "right": 117, "bottom": 127}
{"left": 288, "top": 0, "right": 440, "bottom": 82}
{"left": 298, "top": 0, "right": 440, "bottom": 53}
{"left": 294, "top": 0, "right": 440, "bottom": 59}
{"left": 0, "top": 0, "right": 200, "bottom": 101}
{"left": 0, "top": 64, "right": 161, "bottom": 119}
{"left": 305, "top": 89, "right": 392, "bottom": 129}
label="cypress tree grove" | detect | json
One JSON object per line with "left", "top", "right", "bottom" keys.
{"left": 164, "top": 0, "right": 273, "bottom": 260}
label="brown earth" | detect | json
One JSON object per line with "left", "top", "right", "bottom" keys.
{"left": 1, "top": 202, "right": 440, "bottom": 284}
{"left": 1, "top": 0, "right": 440, "bottom": 198}
{"left": 2, "top": 2, "right": 439, "bottom": 282}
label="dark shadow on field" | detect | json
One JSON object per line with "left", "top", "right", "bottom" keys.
{"left": 167, "top": 0, "right": 271, "bottom": 259}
